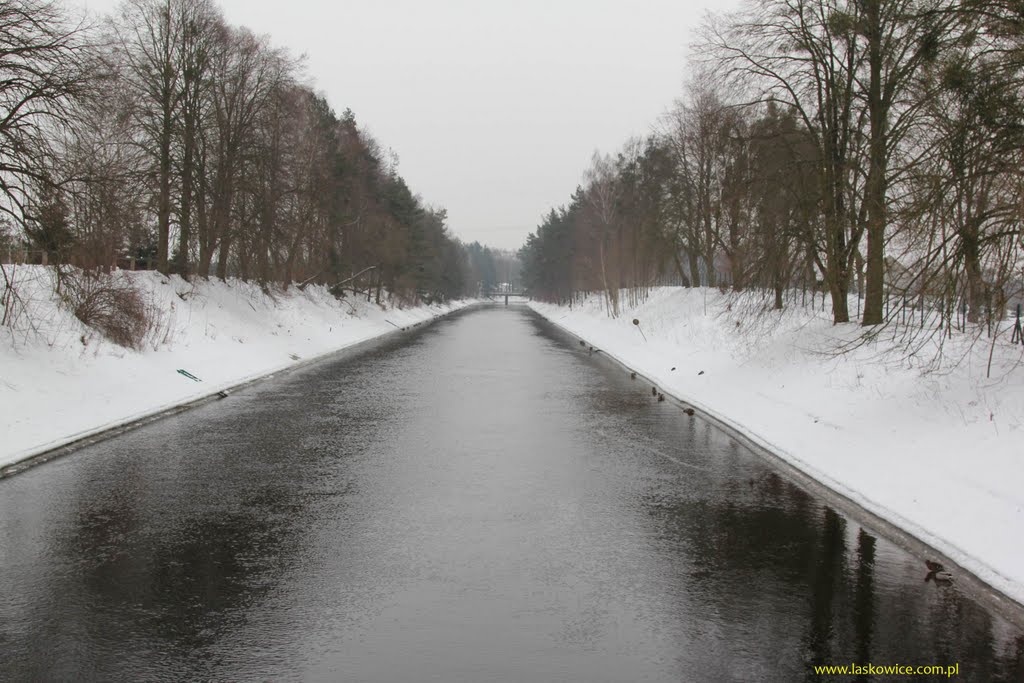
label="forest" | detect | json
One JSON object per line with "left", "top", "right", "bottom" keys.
{"left": 520, "top": 0, "right": 1024, "bottom": 342}
{"left": 0, "top": 0, "right": 508, "bottom": 312}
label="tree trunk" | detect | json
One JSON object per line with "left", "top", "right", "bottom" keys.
{"left": 672, "top": 250, "right": 691, "bottom": 287}
{"left": 216, "top": 231, "right": 232, "bottom": 279}
{"left": 688, "top": 250, "right": 701, "bottom": 288}
{"left": 829, "top": 275, "right": 851, "bottom": 323}
{"left": 157, "top": 128, "right": 172, "bottom": 274}
{"left": 177, "top": 117, "right": 194, "bottom": 277}
{"left": 963, "top": 222, "right": 984, "bottom": 324}
{"left": 861, "top": 0, "right": 886, "bottom": 326}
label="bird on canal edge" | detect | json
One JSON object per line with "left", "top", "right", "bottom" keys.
{"left": 924, "top": 560, "right": 953, "bottom": 584}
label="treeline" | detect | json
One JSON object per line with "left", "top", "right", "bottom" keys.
{"left": 0, "top": 0, "right": 480, "bottom": 303}
{"left": 464, "top": 242, "right": 521, "bottom": 297}
{"left": 521, "top": 0, "right": 1024, "bottom": 332}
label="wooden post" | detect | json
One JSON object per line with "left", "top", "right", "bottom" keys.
{"left": 1012, "top": 304, "right": 1022, "bottom": 345}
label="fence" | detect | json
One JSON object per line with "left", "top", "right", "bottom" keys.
{"left": 1, "top": 249, "right": 151, "bottom": 271}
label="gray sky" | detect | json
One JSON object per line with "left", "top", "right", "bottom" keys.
{"left": 74, "top": 0, "right": 737, "bottom": 250}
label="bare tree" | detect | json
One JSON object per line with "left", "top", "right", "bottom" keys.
{"left": 662, "top": 79, "right": 753, "bottom": 291}
{"left": 206, "top": 26, "right": 287, "bottom": 279}
{"left": 116, "top": 0, "right": 184, "bottom": 274}
{"left": 171, "top": 0, "right": 220, "bottom": 276}
{"left": 582, "top": 151, "right": 622, "bottom": 316}
{"left": 710, "top": 0, "right": 868, "bottom": 323}
{"left": 0, "top": 0, "right": 92, "bottom": 226}
{"left": 60, "top": 51, "right": 148, "bottom": 270}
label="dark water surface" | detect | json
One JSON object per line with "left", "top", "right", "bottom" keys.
{"left": 1, "top": 307, "right": 1022, "bottom": 681}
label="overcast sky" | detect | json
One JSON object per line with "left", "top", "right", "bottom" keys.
{"left": 73, "top": 0, "right": 738, "bottom": 250}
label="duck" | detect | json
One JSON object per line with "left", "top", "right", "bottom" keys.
{"left": 925, "top": 569, "right": 954, "bottom": 584}
{"left": 652, "top": 387, "right": 658, "bottom": 397}
{"left": 683, "top": 408, "right": 695, "bottom": 416}
{"left": 630, "top": 372, "right": 637, "bottom": 379}
{"left": 657, "top": 393, "right": 665, "bottom": 402}
{"left": 924, "top": 560, "right": 953, "bottom": 584}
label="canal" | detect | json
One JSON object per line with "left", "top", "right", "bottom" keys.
{"left": 1, "top": 306, "right": 1021, "bottom": 681}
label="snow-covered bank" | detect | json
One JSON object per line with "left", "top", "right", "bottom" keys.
{"left": 531, "top": 288, "right": 1024, "bottom": 607}
{"left": 1, "top": 267, "right": 474, "bottom": 471}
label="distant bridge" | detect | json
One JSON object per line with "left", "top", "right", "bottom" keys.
{"left": 484, "top": 290, "right": 530, "bottom": 305}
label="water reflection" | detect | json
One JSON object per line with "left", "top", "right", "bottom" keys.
{"left": 639, "top": 449, "right": 1023, "bottom": 682}
{"left": 852, "top": 529, "right": 876, "bottom": 683}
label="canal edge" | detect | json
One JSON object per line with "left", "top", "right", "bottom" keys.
{"left": 534, "top": 310, "right": 1024, "bottom": 628}
{"left": 0, "top": 302, "right": 484, "bottom": 481}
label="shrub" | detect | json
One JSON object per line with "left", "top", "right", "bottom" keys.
{"left": 66, "top": 271, "right": 151, "bottom": 349}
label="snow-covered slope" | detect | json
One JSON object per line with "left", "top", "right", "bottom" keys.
{"left": 1, "top": 267, "right": 473, "bottom": 470}
{"left": 531, "top": 288, "right": 1024, "bottom": 606}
